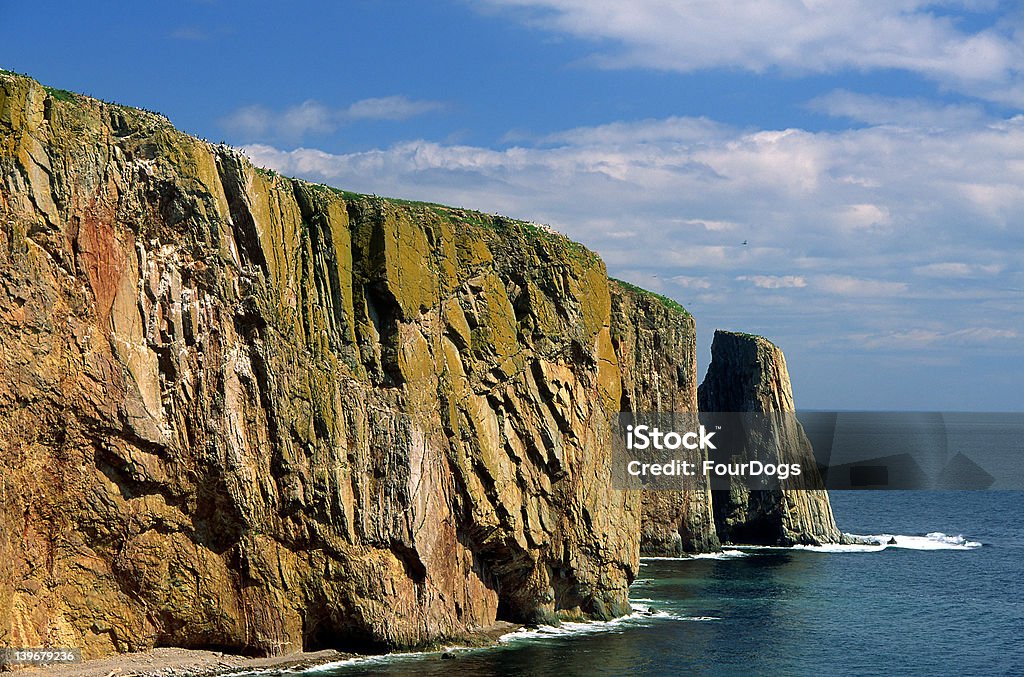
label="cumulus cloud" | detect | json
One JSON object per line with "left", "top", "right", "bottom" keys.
{"left": 244, "top": 111, "right": 1024, "bottom": 242}
{"left": 243, "top": 108, "right": 1024, "bottom": 373}
{"left": 221, "top": 96, "right": 445, "bottom": 141}
{"left": 478, "top": 0, "right": 1024, "bottom": 105}
{"left": 833, "top": 203, "right": 892, "bottom": 232}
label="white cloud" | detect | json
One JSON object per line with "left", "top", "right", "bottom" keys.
{"left": 834, "top": 203, "right": 891, "bottom": 232}
{"left": 222, "top": 105, "right": 273, "bottom": 137}
{"left": 221, "top": 96, "right": 445, "bottom": 141}
{"left": 855, "top": 326, "right": 1019, "bottom": 349}
{"left": 676, "top": 218, "right": 738, "bottom": 232}
{"left": 913, "top": 262, "right": 1004, "bottom": 277}
{"left": 672, "top": 275, "right": 713, "bottom": 290}
{"left": 243, "top": 110, "right": 1023, "bottom": 372}
{"left": 809, "top": 90, "right": 988, "bottom": 129}
{"left": 738, "top": 275, "right": 807, "bottom": 289}
{"left": 815, "top": 275, "right": 909, "bottom": 297}
{"left": 479, "top": 0, "right": 1024, "bottom": 105}
{"left": 279, "top": 101, "right": 336, "bottom": 138}
{"left": 539, "top": 116, "right": 731, "bottom": 146}
{"left": 244, "top": 112, "right": 1024, "bottom": 239}
{"left": 344, "top": 96, "right": 446, "bottom": 121}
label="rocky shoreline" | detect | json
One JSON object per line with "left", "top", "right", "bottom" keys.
{"left": 12, "top": 621, "right": 520, "bottom": 676}
{"left": 14, "top": 647, "right": 355, "bottom": 677}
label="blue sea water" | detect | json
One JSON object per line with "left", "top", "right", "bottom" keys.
{"left": 284, "top": 491, "right": 1023, "bottom": 677}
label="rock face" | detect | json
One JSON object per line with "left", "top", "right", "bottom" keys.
{"left": 609, "top": 282, "right": 718, "bottom": 555}
{"left": 698, "top": 331, "right": 843, "bottom": 546}
{"left": 0, "top": 73, "right": 846, "bottom": 659}
{"left": 0, "top": 73, "right": 637, "bottom": 657}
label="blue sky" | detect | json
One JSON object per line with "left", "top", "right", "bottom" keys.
{"left": 2, "top": 0, "right": 1022, "bottom": 410}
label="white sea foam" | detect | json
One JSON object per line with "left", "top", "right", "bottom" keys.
{"left": 852, "top": 532, "right": 981, "bottom": 550}
{"left": 294, "top": 653, "right": 431, "bottom": 674}
{"left": 640, "top": 549, "right": 748, "bottom": 561}
{"left": 497, "top": 602, "right": 686, "bottom": 644}
{"left": 786, "top": 542, "right": 888, "bottom": 553}
{"left": 269, "top": 604, "right": 715, "bottom": 674}
{"left": 734, "top": 532, "right": 981, "bottom": 553}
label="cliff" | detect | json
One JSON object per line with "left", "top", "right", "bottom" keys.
{"left": 0, "top": 72, "right": 844, "bottom": 660}
{"left": 698, "top": 331, "right": 843, "bottom": 545}
{"left": 609, "top": 281, "right": 718, "bottom": 555}
{"left": 0, "top": 72, "right": 640, "bottom": 657}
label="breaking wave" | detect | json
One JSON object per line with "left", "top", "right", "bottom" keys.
{"left": 296, "top": 653, "right": 434, "bottom": 674}
{"left": 641, "top": 549, "right": 748, "bottom": 561}
{"left": 846, "top": 532, "right": 981, "bottom": 550}
{"left": 734, "top": 532, "right": 981, "bottom": 553}
{"left": 498, "top": 602, "right": 711, "bottom": 644}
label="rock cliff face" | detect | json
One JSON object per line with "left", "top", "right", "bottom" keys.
{"left": 0, "top": 73, "right": 638, "bottom": 657}
{"left": 698, "top": 331, "right": 843, "bottom": 546}
{"left": 609, "top": 282, "right": 718, "bottom": 555}
{"left": 0, "top": 73, "right": 844, "bottom": 660}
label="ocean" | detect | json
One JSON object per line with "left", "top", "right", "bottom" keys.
{"left": 270, "top": 491, "right": 1023, "bottom": 677}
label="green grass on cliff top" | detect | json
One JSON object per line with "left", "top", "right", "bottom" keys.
{"left": 717, "top": 329, "right": 773, "bottom": 344}
{"left": 611, "top": 278, "right": 691, "bottom": 318}
{"left": 1, "top": 70, "right": 164, "bottom": 116}
{"left": 256, "top": 165, "right": 598, "bottom": 266}
{"left": 306, "top": 183, "right": 601, "bottom": 264}
{"left": 42, "top": 85, "right": 77, "bottom": 102}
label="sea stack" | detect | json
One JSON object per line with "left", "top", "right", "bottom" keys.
{"left": 698, "top": 330, "right": 844, "bottom": 546}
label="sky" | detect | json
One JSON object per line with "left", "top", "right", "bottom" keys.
{"left": 2, "top": 0, "right": 1022, "bottom": 411}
